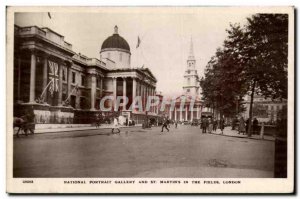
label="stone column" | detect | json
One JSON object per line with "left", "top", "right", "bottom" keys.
{"left": 180, "top": 107, "right": 183, "bottom": 121}
{"left": 67, "top": 62, "right": 72, "bottom": 97}
{"left": 185, "top": 106, "right": 188, "bottom": 121}
{"left": 132, "top": 77, "right": 137, "bottom": 107}
{"left": 42, "top": 55, "right": 48, "bottom": 102}
{"left": 169, "top": 108, "right": 172, "bottom": 120}
{"left": 175, "top": 107, "right": 177, "bottom": 121}
{"left": 191, "top": 106, "right": 193, "bottom": 121}
{"left": 58, "top": 61, "right": 63, "bottom": 106}
{"left": 112, "top": 77, "right": 117, "bottom": 111}
{"left": 90, "top": 74, "right": 96, "bottom": 110}
{"left": 100, "top": 77, "right": 103, "bottom": 97}
{"left": 140, "top": 82, "right": 144, "bottom": 111}
{"left": 17, "top": 56, "right": 21, "bottom": 101}
{"left": 123, "top": 77, "right": 127, "bottom": 110}
{"left": 29, "top": 51, "right": 36, "bottom": 103}
{"left": 196, "top": 107, "right": 199, "bottom": 119}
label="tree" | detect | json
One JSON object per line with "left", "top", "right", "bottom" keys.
{"left": 242, "top": 14, "right": 288, "bottom": 136}
{"left": 200, "top": 14, "right": 288, "bottom": 136}
{"left": 200, "top": 24, "right": 248, "bottom": 119}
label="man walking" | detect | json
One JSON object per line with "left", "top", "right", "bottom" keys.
{"left": 161, "top": 118, "right": 170, "bottom": 132}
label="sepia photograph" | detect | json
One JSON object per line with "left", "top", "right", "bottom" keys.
{"left": 6, "top": 6, "right": 294, "bottom": 193}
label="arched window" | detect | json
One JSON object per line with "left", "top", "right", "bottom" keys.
{"left": 187, "top": 78, "right": 190, "bottom": 85}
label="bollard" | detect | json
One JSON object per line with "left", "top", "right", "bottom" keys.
{"left": 260, "top": 122, "right": 264, "bottom": 139}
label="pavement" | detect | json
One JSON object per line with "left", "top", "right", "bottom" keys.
{"left": 15, "top": 123, "right": 275, "bottom": 142}
{"left": 209, "top": 127, "right": 275, "bottom": 141}
{"left": 13, "top": 125, "right": 275, "bottom": 178}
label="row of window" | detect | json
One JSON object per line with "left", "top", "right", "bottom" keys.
{"left": 69, "top": 71, "right": 101, "bottom": 88}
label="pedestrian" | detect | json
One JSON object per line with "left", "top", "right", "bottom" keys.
{"left": 161, "top": 118, "right": 170, "bottom": 132}
{"left": 213, "top": 118, "right": 217, "bottom": 132}
{"left": 112, "top": 117, "right": 120, "bottom": 134}
{"left": 246, "top": 118, "right": 250, "bottom": 135}
{"left": 175, "top": 121, "right": 178, "bottom": 129}
{"left": 253, "top": 118, "right": 259, "bottom": 135}
{"left": 219, "top": 118, "right": 225, "bottom": 134}
{"left": 25, "top": 106, "right": 35, "bottom": 134}
{"left": 202, "top": 118, "right": 207, "bottom": 134}
{"left": 238, "top": 116, "right": 246, "bottom": 135}
{"left": 208, "top": 118, "right": 213, "bottom": 134}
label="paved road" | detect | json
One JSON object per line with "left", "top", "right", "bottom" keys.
{"left": 13, "top": 125, "right": 274, "bottom": 178}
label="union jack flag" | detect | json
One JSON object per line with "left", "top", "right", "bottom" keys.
{"left": 48, "top": 61, "right": 59, "bottom": 96}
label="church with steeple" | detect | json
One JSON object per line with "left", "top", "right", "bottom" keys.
{"left": 166, "top": 37, "right": 203, "bottom": 122}
{"left": 183, "top": 37, "right": 201, "bottom": 97}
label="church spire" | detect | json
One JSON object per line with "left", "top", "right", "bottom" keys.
{"left": 188, "top": 36, "right": 195, "bottom": 60}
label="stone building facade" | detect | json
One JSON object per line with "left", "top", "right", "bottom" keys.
{"left": 13, "top": 25, "right": 159, "bottom": 124}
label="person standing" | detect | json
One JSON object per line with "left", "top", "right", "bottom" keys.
{"left": 238, "top": 116, "right": 246, "bottom": 135}
{"left": 208, "top": 118, "right": 213, "bottom": 134}
{"left": 202, "top": 118, "right": 207, "bottom": 134}
{"left": 175, "top": 121, "right": 178, "bottom": 129}
{"left": 161, "top": 118, "right": 170, "bottom": 132}
{"left": 219, "top": 118, "right": 225, "bottom": 134}
{"left": 253, "top": 118, "right": 259, "bottom": 135}
{"left": 25, "top": 106, "right": 35, "bottom": 134}
{"left": 112, "top": 117, "right": 120, "bottom": 134}
{"left": 213, "top": 118, "right": 217, "bottom": 132}
{"left": 246, "top": 118, "right": 250, "bottom": 135}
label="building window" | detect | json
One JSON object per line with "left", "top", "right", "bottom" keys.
{"left": 72, "top": 72, "right": 76, "bottom": 84}
{"left": 119, "top": 53, "right": 122, "bottom": 61}
{"left": 187, "top": 78, "right": 190, "bottom": 85}
{"left": 187, "top": 89, "right": 190, "bottom": 93}
{"left": 189, "top": 63, "right": 191, "bottom": 67}
{"left": 81, "top": 75, "right": 86, "bottom": 86}
{"left": 187, "top": 70, "right": 190, "bottom": 74}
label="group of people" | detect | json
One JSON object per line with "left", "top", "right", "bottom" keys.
{"left": 201, "top": 118, "right": 224, "bottom": 134}
{"left": 238, "top": 116, "right": 259, "bottom": 135}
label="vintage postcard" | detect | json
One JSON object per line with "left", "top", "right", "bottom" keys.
{"left": 6, "top": 6, "right": 294, "bottom": 193}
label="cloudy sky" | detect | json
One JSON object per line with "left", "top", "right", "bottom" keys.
{"left": 15, "top": 7, "right": 254, "bottom": 96}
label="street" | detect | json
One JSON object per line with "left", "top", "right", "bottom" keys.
{"left": 13, "top": 125, "right": 274, "bottom": 178}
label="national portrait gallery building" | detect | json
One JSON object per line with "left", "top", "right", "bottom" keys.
{"left": 13, "top": 25, "right": 159, "bottom": 124}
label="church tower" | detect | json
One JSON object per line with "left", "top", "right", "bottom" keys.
{"left": 183, "top": 37, "right": 200, "bottom": 96}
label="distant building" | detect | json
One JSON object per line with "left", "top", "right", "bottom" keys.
{"left": 13, "top": 25, "right": 159, "bottom": 124}
{"left": 242, "top": 95, "right": 287, "bottom": 124}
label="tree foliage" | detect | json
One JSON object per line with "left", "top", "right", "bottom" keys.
{"left": 200, "top": 14, "right": 288, "bottom": 121}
